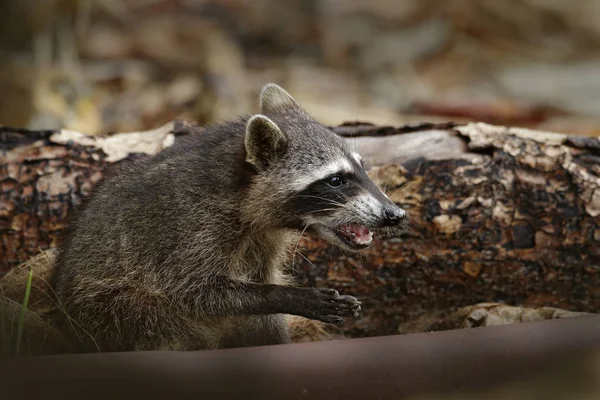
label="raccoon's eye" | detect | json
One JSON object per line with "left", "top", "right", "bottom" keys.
{"left": 326, "top": 175, "right": 344, "bottom": 188}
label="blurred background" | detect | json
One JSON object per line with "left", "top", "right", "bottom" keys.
{"left": 2, "top": 2, "right": 600, "bottom": 396}
{"left": 2, "top": 0, "right": 600, "bottom": 136}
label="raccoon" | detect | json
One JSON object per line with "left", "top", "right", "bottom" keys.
{"left": 51, "top": 83, "right": 407, "bottom": 352}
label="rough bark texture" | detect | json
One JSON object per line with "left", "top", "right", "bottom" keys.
{"left": 300, "top": 122, "right": 600, "bottom": 337}
{"left": 1, "top": 121, "right": 599, "bottom": 339}
{"left": 0, "top": 122, "right": 179, "bottom": 270}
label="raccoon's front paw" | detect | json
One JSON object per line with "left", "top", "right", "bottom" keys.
{"left": 306, "top": 288, "right": 361, "bottom": 325}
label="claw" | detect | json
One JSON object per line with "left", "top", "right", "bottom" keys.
{"left": 307, "top": 288, "right": 362, "bottom": 323}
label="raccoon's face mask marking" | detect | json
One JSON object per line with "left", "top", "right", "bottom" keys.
{"left": 288, "top": 158, "right": 354, "bottom": 192}
{"left": 287, "top": 153, "right": 406, "bottom": 252}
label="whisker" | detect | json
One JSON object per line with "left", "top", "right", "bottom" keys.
{"left": 315, "top": 243, "right": 326, "bottom": 255}
{"left": 358, "top": 135, "right": 373, "bottom": 156}
{"left": 352, "top": 98, "right": 359, "bottom": 154}
{"left": 303, "top": 208, "right": 340, "bottom": 215}
{"left": 294, "top": 195, "right": 348, "bottom": 209}
{"left": 400, "top": 220, "right": 418, "bottom": 235}
{"left": 386, "top": 181, "right": 411, "bottom": 199}
{"left": 283, "top": 187, "right": 312, "bottom": 203}
{"left": 291, "top": 223, "right": 311, "bottom": 269}
{"left": 294, "top": 250, "right": 314, "bottom": 267}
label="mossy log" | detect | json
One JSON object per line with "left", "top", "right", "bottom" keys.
{"left": 1, "top": 121, "right": 599, "bottom": 338}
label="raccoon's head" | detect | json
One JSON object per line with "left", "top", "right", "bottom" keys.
{"left": 244, "top": 83, "right": 406, "bottom": 252}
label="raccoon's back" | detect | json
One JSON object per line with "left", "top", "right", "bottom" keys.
{"left": 53, "top": 122, "right": 251, "bottom": 289}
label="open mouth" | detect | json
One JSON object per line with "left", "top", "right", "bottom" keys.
{"left": 334, "top": 223, "right": 373, "bottom": 249}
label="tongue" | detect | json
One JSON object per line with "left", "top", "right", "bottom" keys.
{"left": 339, "top": 224, "right": 372, "bottom": 244}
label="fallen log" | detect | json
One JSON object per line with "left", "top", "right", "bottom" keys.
{"left": 305, "top": 122, "right": 600, "bottom": 336}
{"left": 1, "top": 121, "right": 599, "bottom": 338}
{"left": 0, "top": 122, "right": 181, "bottom": 269}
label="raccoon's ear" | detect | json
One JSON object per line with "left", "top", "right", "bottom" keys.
{"left": 245, "top": 114, "right": 289, "bottom": 171}
{"left": 259, "top": 83, "right": 303, "bottom": 114}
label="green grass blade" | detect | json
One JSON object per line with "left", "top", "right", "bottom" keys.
{"left": 15, "top": 268, "right": 33, "bottom": 356}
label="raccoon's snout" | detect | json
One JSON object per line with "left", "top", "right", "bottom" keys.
{"left": 382, "top": 206, "right": 406, "bottom": 227}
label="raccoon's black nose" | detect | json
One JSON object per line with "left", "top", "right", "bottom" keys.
{"left": 383, "top": 207, "right": 406, "bottom": 226}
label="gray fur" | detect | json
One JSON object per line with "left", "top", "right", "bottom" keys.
{"left": 51, "top": 83, "right": 406, "bottom": 352}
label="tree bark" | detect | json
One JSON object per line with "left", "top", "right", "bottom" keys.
{"left": 1, "top": 121, "right": 599, "bottom": 337}
{"left": 0, "top": 122, "right": 180, "bottom": 270}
